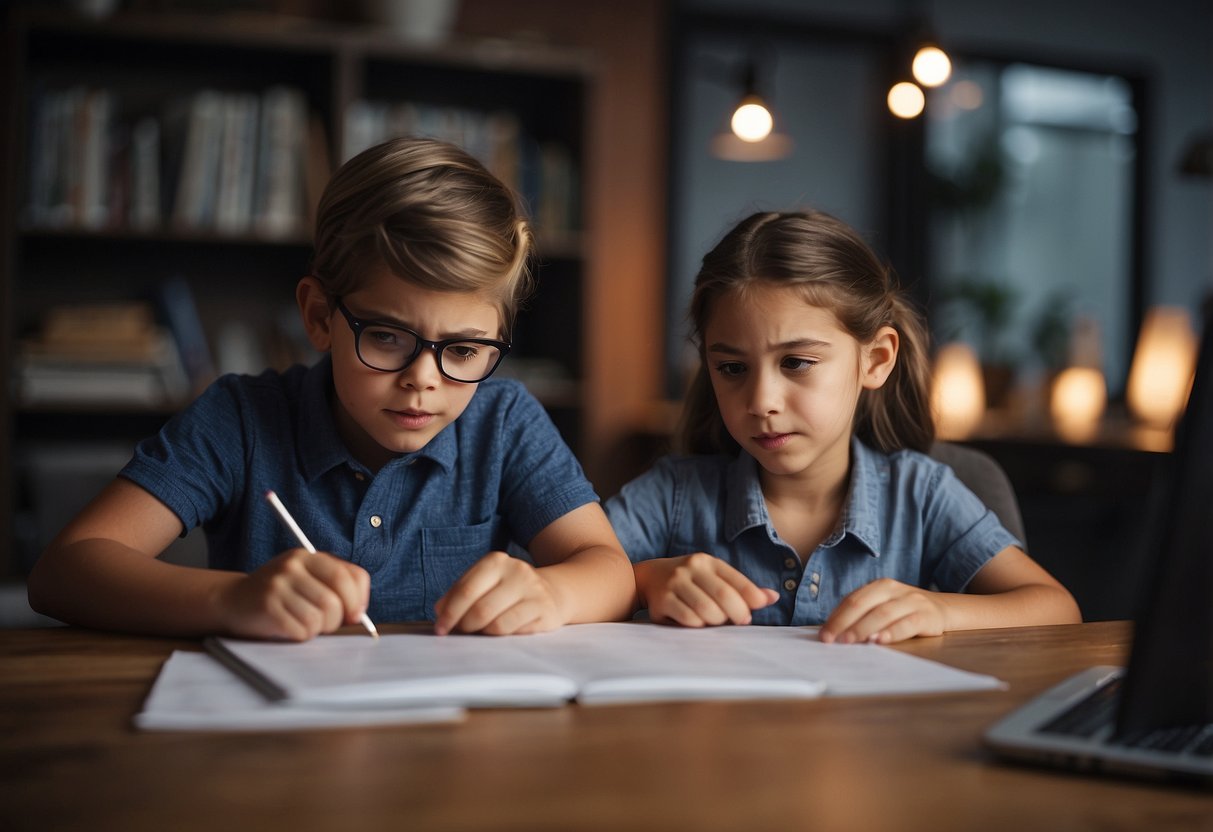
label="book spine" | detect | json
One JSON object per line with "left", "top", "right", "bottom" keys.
{"left": 130, "top": 116, "right": 161, "bottom": 230}
{"left": 79, "top": 88, "right": 113, "bottom": 229}
{"left": 255, "top": 86, "right": 307, "bottom": 238}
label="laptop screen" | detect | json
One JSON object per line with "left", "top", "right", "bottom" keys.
{"left": 1116, "top": 306, "right": 1213, "bottom": 736}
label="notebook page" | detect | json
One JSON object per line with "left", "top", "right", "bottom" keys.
{"left": 510, "top": 622, "right": 827, "bottom": 704}
{"left": 512, "top": 623, "right": 1003, "bottom": 699}
{"left": 696, "top": 625, "right": 1007, "bottom": 695}
{"left": 210, "top": 634, "right": 579, "bottom": 707}
{"left": 135, "top": 651, "right": 465, "bottom": 731}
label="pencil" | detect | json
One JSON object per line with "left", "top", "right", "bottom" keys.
{"left": 264, "top": 490, "right": 380, "bottom": 640}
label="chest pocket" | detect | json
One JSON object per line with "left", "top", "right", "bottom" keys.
{"left": 420, "top": 519, "right": 501, "bottom": 618}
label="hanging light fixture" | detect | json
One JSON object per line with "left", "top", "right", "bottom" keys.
{"left": 888, "top": 4, "right": 951, "bottom": 119}
{"left": 730, "top": 61, "right": 772, "bottom": 141}
{"left": 911, "top": 36, "right": 951, "bottom": 88}
{"left": 887, "top": 80, "right": 926, "bottom": 119}
{"left": 710, "top": 53, "right": 792, "bottom": 162}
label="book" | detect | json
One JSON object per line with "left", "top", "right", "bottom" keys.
{"left": 129, "top": 116, "right": 162, "bottom": 230}
{"left": 253, "top": 85, "right": 308, "bottom": 238}
{"left": 215, "top": 92, "right": 258, "bottom": 234}
{"left": 154, "top": 275, "right": 215, "bottom": 393}
{"left": 204, "top": 622, "right": 1003, "bottom": 710}
{"left": 172, "top": 90, "right": 224, "bottom": 229}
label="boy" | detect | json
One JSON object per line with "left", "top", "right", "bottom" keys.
{"left": 28, "top": 137, "right": 635, "bottom": 640}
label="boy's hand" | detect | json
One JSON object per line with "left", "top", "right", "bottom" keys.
{"left": 636, "top": 553, "right": 779, "bottom": 627}
{"left": 214, "top": 548, "right": 371, "bottom": 641}
{"left": 819, "top": 578, "right": 947, "bottom": 645}
{"left": 433, "top": 551, "right": 563, "bottom": 636}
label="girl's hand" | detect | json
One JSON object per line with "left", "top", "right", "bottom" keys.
{"left": 635, "top": 553, "right": 779, "bottom": 627}
{"left": 433, "top": 551, "right": 563, "bottom": 636}
{"left": 214, "top": 548, "right": 371, "bottom": 642}
{"left": 819, "top": 578, "right": 946, "bottom": 645}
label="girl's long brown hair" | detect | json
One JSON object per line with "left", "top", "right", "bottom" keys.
{"left": 677, "top": 210, "right": 934, "bottom": 455}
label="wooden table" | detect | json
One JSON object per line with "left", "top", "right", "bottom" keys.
{"left": 2, "top": 622, "right": 1210, "bottom": 831}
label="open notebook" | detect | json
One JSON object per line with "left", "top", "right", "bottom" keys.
{"left": 202, "top": 622, "right": 1003, "bottom": 710}
{"left": 984, "top": 307, "right": 1213, "bottom": 785}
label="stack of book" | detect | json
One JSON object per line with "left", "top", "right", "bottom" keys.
{"left": 16, "top": 301, "right": 191, "bottom": 408}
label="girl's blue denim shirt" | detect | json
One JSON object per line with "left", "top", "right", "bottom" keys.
{"left": 604, "top": 438, "right": 1020, "bottom": 626}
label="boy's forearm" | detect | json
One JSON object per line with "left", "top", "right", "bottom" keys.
{"left": 28, "top": 540, "right": 240, "bottom": 636}
{"left": 537, "top": 545, "right": 636, "bottom": 624}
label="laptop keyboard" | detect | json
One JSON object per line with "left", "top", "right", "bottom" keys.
{"left": 1040, "top": 676, "right": 1213, "bottom": 757}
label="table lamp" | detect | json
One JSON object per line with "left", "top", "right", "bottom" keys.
{"left": 932, "top": 342, "right": 986, "bottom": 439}
{"left": 1050, "top": 366, "right": 1107, "bottom": 443}
{"left": 1125, "top": 307, "right": 1197, "bottom": 431}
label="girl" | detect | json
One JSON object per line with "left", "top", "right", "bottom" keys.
{"left": 605, "top": 210, "right": 1080, "bottom": 644}
{"left": 28, "top": 137, "right": 635, "bottom": 641}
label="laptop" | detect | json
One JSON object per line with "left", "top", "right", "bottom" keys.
{"left": 983, "top": 305, "right": 1213, "bottom": 785}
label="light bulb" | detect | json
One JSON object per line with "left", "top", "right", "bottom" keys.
{"left": 912, "top": 45, "right": 952, "bottom": 87}
{"left": 887, "top": 81, "right": 925, "bottom": 119}
{"left": 731, "top": 97, "right": 774, "bottom": 142}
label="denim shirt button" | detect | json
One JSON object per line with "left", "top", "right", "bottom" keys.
{"left": 783, "top": 557, "right": 798, "bottom": 570}
{"left": 809, "top": 583, "right": 819, "bottom": 598}
{"left": 783, "top": 578, "right": 798, "bottom": 592}
{"left": 369, "top": 515, "right": 383, "bottom": 528}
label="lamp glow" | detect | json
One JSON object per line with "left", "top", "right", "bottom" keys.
{"left": 1126, "top": 307, "right": 1198, "bottom": 430}
{"left": 912, "top": 45, "right": 952, "bottom": 87}
{"left": 887, "top": 81, "right": 925, "bottom": 119}
{"left": 1050, "top": 367, "right": 1106, "bottom": 443}
{"left": 931, "top": 342, "right": 986, "bottom": 440}
{"left": 731, "top": 97, "right": 774, "bottom": 142}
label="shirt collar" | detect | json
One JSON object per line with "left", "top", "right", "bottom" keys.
{"left": 839, "top": 437, "right": 886, "bottom": 557}
{"left": 721, "top": 437, "right": 886, "bottom": 557}
{"left": 297, "top": 355, "right": 458, "bottom": 481}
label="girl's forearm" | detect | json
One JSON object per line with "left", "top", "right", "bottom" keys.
{"left": 28, "top": 540, "right": 241, "bottom": 636}
{"left": 941, "top": 582, "right": 1082, "bottom": 632}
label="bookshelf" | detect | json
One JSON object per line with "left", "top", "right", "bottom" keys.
{"left": 0, "top": 5, "right": 669, "bottom": 579}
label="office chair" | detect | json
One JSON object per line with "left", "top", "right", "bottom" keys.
{"left": 928, "top": 441, "right": 1027, "bottom": 547}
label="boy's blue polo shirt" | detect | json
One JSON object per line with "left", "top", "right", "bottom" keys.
{"left": 604, "top": 438, "right": 1021, "bottom": 626}
{"left": 120, "top": 356, "right": 598, "bottom": 623}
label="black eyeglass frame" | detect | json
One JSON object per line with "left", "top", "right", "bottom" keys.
{"left": 335, "top": 298, "right": 511, "bottom": 383}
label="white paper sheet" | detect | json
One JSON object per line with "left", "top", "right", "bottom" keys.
{"left": 134, "top": 651, "right": 465, "bottom": 731}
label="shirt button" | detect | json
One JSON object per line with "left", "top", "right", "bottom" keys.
{"left": 809, "top": 583, "right": 819, "bottom": 598}
{"left": 783, "top": 578, "right": 797, "bottom": 592}
{"left": 784, "top": 557, "right": 797, "bottom": 570}
{"left": 354, "top": 472, "right": 365, "bottom": 481}
{"left": 811, "top": 572, "right": 821, "bottom": 583}
{"left": 369, "top": 515, "right": 383, "bottom": 528}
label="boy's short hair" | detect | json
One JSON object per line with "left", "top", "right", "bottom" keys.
{"left": 311, "top": 136, "right": 534, "bottom": 337}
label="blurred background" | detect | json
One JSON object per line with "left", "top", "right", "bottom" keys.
{"left": 1, "top": 0, "right": 1209, "bottom": 624}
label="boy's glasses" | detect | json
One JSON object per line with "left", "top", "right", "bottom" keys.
{"left": 335, "top": 299, "right": 510, "bottom": 383}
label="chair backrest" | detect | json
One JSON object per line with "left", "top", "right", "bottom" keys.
{"left": 928, "top": 441, "right": 1027, "bottom": 547}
